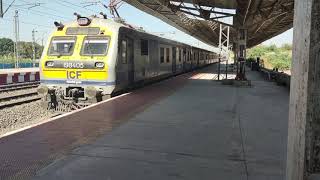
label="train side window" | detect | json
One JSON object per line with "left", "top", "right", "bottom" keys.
{"left": 186, "top": 51, "right": 188, "bottom": 62}
{"left": 121, "top": 40, "right": 127, "bottom": 64}
{"left": 166, "top": 48, "right": 170, "bottom": 63}
{"left": 176, "top": 48, "right": 179, "bottom": 62}
{"left": 160, "top": 47, "right": 165, "bottom": 63}
{"left": 187, "top": 51, "right": 189, "bottom": 62}
{"left": 179, "top": 49, "right": 182, "bottom": 62}
{"left": 141, "top": 39, "right": 148, "bottom": 56}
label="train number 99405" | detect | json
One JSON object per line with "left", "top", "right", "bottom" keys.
{"left": 63, "top": 62, "right": 85, "bottom": 69}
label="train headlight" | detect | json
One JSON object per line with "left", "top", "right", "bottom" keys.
{"left": 45, "top": 61, "right": 55, "bottom": 67}
{"left": 78, "top": 17, "right": 91, "bottom": 26}
{"left": 37, "top": 85, "right": 49, "bottom": 95}
{"left": 95, "top": 62, "right": 105, "bottom": 68}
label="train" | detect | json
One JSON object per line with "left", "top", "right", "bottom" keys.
{"left": 37, "top": 14, "right": 219, "bottom": 111}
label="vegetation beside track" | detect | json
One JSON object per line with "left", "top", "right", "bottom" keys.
{"left": 0, "top": 37, "right": 43, "bottom": 65}
{"left": 247, "top": 44, "right": 292, "bottom": 70}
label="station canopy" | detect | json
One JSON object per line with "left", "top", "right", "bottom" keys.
{"left": 124, "top": 0, "right": 294, "bottom": 48}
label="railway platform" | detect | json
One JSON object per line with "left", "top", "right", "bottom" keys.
{"left": 0, "top": 68, "right": 39, "bottom": 85}
{"left": 0, "top": 64, "right": 289, "bottom": 180}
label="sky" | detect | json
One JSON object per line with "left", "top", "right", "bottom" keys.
{"left": 0, "top": 0, "right": 293, "bottom": 49}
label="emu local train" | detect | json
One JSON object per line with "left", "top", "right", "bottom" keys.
{"left": 37, "top": 15, "right": 219, "bottom": 111}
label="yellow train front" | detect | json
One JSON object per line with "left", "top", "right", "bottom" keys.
{"left": 38, "top": 16, "right": 121, "bottom": 111}
{"left": 38, "top": 15, "right": 218, "bottom": 111}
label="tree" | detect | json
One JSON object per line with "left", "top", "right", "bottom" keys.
{"left": 0, "top": 38, "right": 14, "bottom": 56}
{"left": 18, "top": 41, "right": 43, "bottom": 59}
{"left": 281, "top": 43, "right": 292, "bottom": 51}
{"left": 247, "top": 44, "right": 292, "bottom": 70}
{"left": 247, "top": 45, "right": 268, "bottom": 58}
{"left": 19, "top": 42, "right": 33, "bottom": 59}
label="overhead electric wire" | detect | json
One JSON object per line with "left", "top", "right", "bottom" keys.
{"left": 51, "top": 0, "right": 87, "bottom": 14}
{"left": 57, "top": 0, "right": 97, "bottom": 13}
{"left": 51, "top": 0, "right": 97, "bottom": 15}
{"left": 20, "top": 8, "right": 68, "bottom": 20}
{"left": 2, "top": 0, "right": 17, "bottom": 16}
{"left": 3, "top": 2, "right": 70, "bottom": 20}
{"left": 18, "top": 0, "right": 72, "bottom": 18}
{"left": 2, "top": 18, "right": 52, "bottom": 29}
{"left": 6, "top": 2, "right": 70, "bottom": 20}
{"left": 37, "top": 5, "right": 72, "bottom": 17}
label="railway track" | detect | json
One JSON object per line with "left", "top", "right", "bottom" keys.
{"left": 0, "top": 82, "right": 41, "bottom": 109}
{"left": 0, "top": 81, "right": 40, "bottom": 93}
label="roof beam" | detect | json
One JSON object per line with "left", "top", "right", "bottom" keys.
{"left": 242, "top": 0, "right": 252, "bottom": 25}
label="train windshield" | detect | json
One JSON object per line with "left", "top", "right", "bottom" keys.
{"left": 82, "top": 36, "right": 109, "bottom": 56}
{"left": 48, "top": 36, "right": 76, "bottom": 56}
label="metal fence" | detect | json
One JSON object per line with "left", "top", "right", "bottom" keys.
{"left": 0, "top": 63, "right": 39, "bottom": 69}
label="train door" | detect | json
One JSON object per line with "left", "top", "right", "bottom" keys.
{"left": 183, "top": 48, "right": 186, "bottom": 70}
{"left": 127, "top": 38, "right": 134, "bottom": 85}
{"left": 197, "top": 52, "right": 200, "bottom": 67}
{"left": 172, "top": 47, "right": 176, "bottom": 73}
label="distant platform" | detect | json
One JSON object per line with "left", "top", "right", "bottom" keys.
{"left": 0, "top": 65, "right": 289, "bottom": 180}
{"left": 0, "top": 68, "right": 39, "bottom": 85}
{"left": 0, "top": 68, "right": 39, "bottom": 75}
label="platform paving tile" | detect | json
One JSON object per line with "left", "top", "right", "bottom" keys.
{"left": 33, "top": 67, "right": 289, "bottom": 180}
{"left": 309, "top": 174, "right": 320, "bottom": 180}
{"left": 237, "top": 72, "right": 289, "bottom": 179}
{"left": 35, "top": 154, "right": 246, "bottom": 180}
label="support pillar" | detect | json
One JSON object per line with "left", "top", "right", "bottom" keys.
{"left": 286, "top": 0, "right": 320, "bottom": 180}
{"left": 235, "top": 28, "right": 247, "bottom": 80}
{"left": 233, "top": 42, "right": 238, "bottom": 75}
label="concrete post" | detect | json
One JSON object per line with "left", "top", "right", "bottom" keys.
{"left": 286, "top": 0, "right": 320, "bottom": 180}
{"left": 235, "top": 28, "right": 247, "bottom": 80}
{"left": 233, "top": 42, "right": 237, "bottom": 74}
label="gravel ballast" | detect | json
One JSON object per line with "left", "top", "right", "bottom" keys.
{"left": 0, "top": 100, "right": 55, "bottom": 136}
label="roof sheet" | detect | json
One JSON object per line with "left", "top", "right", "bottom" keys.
{"left": 124, "top": 0, "right": 294, "bottom": 48}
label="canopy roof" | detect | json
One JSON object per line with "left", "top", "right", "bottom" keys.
{"left": 124, "top": 0, "right": 294, "bottom": 48}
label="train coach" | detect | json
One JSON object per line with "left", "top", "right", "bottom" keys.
{"left": 37, "top": 14, "right": 219, "bottom": 111}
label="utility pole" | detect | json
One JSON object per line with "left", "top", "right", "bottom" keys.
{"left": 14, "top": 10, "right": 20, "bottom": 68}
{"left": 0, "top": 0, "right": 3, "bottom": 18}
{"left": 32, "top": 29, "right": 37, "bottom": 67}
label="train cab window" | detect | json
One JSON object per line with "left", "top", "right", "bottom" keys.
{"left": 166, "top": 48, "right": 170, "bottom": 63}
{"left": 48, "top": 36, "right": 76, "bottom": 56}
{"left": 160, "top": 47, "right": 165, "bottom": 63}
{"left": 141, "top": 39, "right": 148, "bottom": 55}
{"left": 121, "top": 40, "right": 127, "bottom": 64}
{"left": 82, "top": 36, "right": 109, "bottom": 56}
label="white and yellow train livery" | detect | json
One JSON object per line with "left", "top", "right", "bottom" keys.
{"left": 38, "top": 15, "right": 218, "bottom": 111}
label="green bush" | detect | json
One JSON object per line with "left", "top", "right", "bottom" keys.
{"left": 246, "top": 57, "right": 256, "bottom": 62}
{"left": 247, "top": 44, "right": 292, "bottom": 70}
